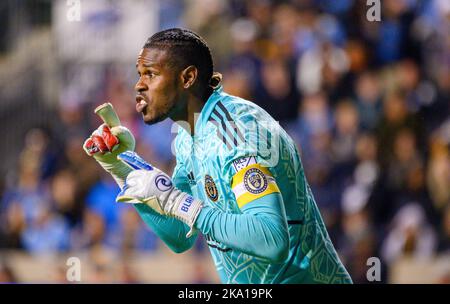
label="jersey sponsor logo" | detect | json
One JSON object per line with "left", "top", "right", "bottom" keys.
{"left": 204, "top": 175, "right": 219, "bottom": 202}
{"left": 155, "top": 174, "right": 172, "bottom": 192}
{"left": 243, "top": 168, "right": 268, "bottom": 194}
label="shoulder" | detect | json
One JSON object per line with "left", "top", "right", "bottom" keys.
{"left": 211, "top": 92, "right": 272, "bottom": 123}
{"left": 206, "top": 92, "right": 283, "bottom": 169}
{"left": 207, "top": 92, "right": 276, "bottom": 147}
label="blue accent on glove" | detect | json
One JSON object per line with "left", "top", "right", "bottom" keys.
{"left": 117, "top": 151, "right": 153, "bottom": 197}
{"left": 117, "top": 182, "right": 129, "bottom": 198}
{"left": 118, "top": 151, "right": 153, "bottom": 171}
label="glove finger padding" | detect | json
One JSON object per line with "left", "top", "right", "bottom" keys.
{"left": 83, "top": 124, "right": 120, "bottom": 156}
{"left": 83, "top": 137, "right": 101, "bottom": 155}
{"left": 101, "top": 125, "right": 119, "bottom": 151}
{"left": 83, "top": 124, "right": 136, "bottom": 188}
{"left": 91, "top": 134, "right": 110, "bottom": 153}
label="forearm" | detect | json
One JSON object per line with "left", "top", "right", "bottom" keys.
{"left": 133, "top": 203, "right": 197, "bottom": 253}
{"left": 195, "top": 193, "right": 289, "bottom": 263}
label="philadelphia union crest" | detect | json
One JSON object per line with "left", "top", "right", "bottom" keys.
{"left": 244, "top": 168, "right": 268, "bottom": 194}
{"left": 204, "top": 175, "right": 219, "bottom": 202}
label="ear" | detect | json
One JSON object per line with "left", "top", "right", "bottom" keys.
{"left": 180, "top": 65, "right": 198, "bottom": 89}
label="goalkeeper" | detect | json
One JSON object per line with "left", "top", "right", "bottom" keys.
{"left": 83, "top": 28, "right": 352, "bottom": 284}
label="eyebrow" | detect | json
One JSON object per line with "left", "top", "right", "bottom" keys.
{"left": 136, "top": 62, "right": 157, "bottom": 68}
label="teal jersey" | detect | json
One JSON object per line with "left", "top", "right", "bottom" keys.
{"left": 169, "top": 86, "right": 352, "bottom": 284}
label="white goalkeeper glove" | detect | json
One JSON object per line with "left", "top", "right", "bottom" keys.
{"left": 82, "top": 104, "right": 135, "bottom": 188}
{"left": 116, "top": 151, "right": 203, "bottom": 237}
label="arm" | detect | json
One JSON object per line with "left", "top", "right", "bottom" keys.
{"left": 198, "top": 109, "right": 291, "bottom": 262}
{"left": 82, "top": 104, "right": 197, "bottom": 253}
{"left": 133, "top": 204, "right": 197, "bottom": 253}
{"left": 116, "top": 153, "right": 289, "bottom": 262}
{"left": 195, "top": 192, "right": 289, "bottom": 263}
{"left": 195, "top": 146, "right": 290, "bottom": 262}
{"left": 130, "top": 160, "right": 198, "bottom": 253}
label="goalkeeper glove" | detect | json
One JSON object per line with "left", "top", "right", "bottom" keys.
{"left": 83, "top": 123, "right": 135, "bottom": 188}
{"left": 116, "top": 151, "right": 203, "bottom": 237}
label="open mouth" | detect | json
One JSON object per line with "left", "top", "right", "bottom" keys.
{"left": 136, "top": 95, "right": 148, "bottom": 114}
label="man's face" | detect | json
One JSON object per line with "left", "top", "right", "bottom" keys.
{"left": 135, "top": 48, "right": 182, "bottom": 124}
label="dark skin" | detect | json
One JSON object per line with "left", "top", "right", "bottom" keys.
{"left": 135, "top": 47, "right": 211, "bottom": 134}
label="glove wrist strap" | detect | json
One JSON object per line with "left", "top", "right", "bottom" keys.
{"left": 168, "top": 190, "right": 204, "bottom": 237}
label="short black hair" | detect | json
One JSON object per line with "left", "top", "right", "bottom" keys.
{"left": 143, "top": 28, "right": 214, "bottom": 88}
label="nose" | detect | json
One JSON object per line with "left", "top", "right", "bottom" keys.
{"left": 134, "top": 77, "right": 148, "bottom": 93}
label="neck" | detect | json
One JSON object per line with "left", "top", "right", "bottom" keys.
{"left": 172, "top": 89, "right": 212, "bottom": 135}
{"left": 185, "top": 95, "right": 203, "bottom": 135}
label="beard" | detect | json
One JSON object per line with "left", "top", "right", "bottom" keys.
{"left": 143, "top": 113, "right": 168, "bottom": 125}
{"left": 142, "top": 101, "right": 175, "bottom": 125}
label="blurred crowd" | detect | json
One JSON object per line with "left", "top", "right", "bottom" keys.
{"left": 0, "top": 0, "right": 449, "bottom": 283}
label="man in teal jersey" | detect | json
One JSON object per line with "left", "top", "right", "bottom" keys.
{"left": 83, "top": 28, "right": 352, "bottom": 284}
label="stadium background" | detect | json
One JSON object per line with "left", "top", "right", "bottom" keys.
{"left": 0, "top": 0, "right": 448, "bottom": 283}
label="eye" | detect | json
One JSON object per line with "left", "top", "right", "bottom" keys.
{"left": 144, "top": 71, "right": 155, "bottom": 78}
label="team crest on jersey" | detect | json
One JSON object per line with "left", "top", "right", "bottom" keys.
{"left": 243, "top": 168, "right": 268, "bottom": 194}
{"left": 204, "top": 175, "right": 219, "bottom": 202}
